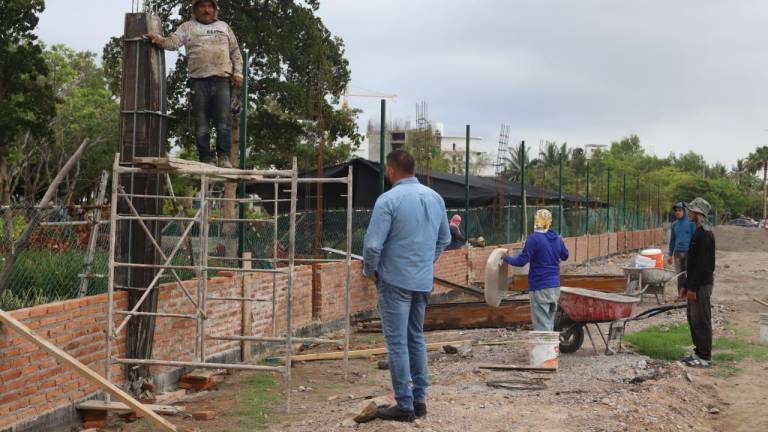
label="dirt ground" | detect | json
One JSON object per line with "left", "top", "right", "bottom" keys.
{"left": 113, "top": 226, "right": 767, "bottom": 432}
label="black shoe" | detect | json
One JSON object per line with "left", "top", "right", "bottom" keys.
{"left": 376, "top": 405, "right": 415, "bottom": 422}
{"left": 414, "top": 402, "right": 427, "bottom": 418}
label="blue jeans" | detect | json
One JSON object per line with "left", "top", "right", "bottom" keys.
{"left": 190, "top": 77, "right": 232, "bottom": 162}
{"left": 530, "top": 287, "right": 560, "bottom": 331}
{"left": 377, "top": 280, "right": 430, "bottom": 411}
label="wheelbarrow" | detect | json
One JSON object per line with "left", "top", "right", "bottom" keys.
{"left": 622, "top": 267, "right": 685, "bottom": 305}
{"left": 555, "top": 287, "right": 640, "bottom": 355}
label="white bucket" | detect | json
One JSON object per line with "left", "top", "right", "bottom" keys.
{"left": 527, "top": 331, "right": 560, "bottom": 368}
{"left": 760, "top": 314, "right": 768, "bottom": 345}
{"left": 634, "top": 254, "right": 655, "bottom": 268}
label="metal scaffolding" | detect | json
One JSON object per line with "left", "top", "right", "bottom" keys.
{"left": 105, "top": 154, "right": 354, "bottom": 413}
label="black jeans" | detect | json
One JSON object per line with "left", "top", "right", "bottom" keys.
{"left": 687, "top": 283, "right": 713, "bottom": 361}
{"left": 190, "top": 77, "right": 232, "bottom": 162}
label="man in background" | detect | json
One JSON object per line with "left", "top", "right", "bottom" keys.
{"left": 681, "top": 198, "right": 716, "bottom": 368}
{"left": 667, "top": 202, "right": 696, "bottom": 297}
{"left": 363, "top": 150, "right": 451, "bottom": 422}
{"left": 146, "top": 0, "right": 243, "bottom": 168}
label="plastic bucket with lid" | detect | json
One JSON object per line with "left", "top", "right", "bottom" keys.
{"left": 760, "top": 314, "right": 768, "bottom": 345}
{"left": 527, "top": 331, "right": 560, "bottom": 368}
{"left": 640, "top": 248, "right": 664, "bottom": 269}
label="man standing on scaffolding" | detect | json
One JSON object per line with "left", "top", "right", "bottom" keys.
{"left": 146, "top": 0, "right": 243, "bottom": 168}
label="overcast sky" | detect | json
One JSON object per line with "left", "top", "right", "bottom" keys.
{"left": 37, "top": 0, "right": 768, "bottom": 166}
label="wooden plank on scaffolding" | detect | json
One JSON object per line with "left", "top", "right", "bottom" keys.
{"left": 0, "top": 309, "right": 176, "bottom": 432}
{"left": 132, "top": 156, "right": 264, "bottom": 181}
{"left": 285, "top": 340, "right": 470, "bottom": 362}
{"left": 242, "top": 252, "right": 252, "bottom": 362}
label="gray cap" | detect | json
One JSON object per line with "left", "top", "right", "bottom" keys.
{"left": 685, "top": 197, "right": 711, "bottom": 217}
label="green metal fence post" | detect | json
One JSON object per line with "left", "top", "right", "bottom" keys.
{"left": 635, "top": 177, "right": 640, "bottom": 230}
{"left": 622, "top": 174, "right": 627, "bottom": 230}
{"left": 607, "top": 168, "right": 611, "bottom": 232}
{"left": 520, "top": 141, "right": 526, "bottom": 240}
{"left": 379, "top": 99, "right": 386, "bottom": 194}
{"left": 238, "top": 48, "right": 249, "bottom": 257}
{"left": 585, "top": 160, "right": 590, "bottom": 235}
{"left": 558, "top": 151, "right": 563, "bottom": 234}
{"left": 464, "top": 125, "right": 470, "bottom": 237}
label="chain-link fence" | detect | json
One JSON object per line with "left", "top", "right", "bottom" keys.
{"left": 0, "top": 205, "right": 111, "bottom": 311}
{"left": 1, "top": 202, "right": 665, "bottom": 311}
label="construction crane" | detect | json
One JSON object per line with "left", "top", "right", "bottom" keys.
{"left": 342, "top": 86, "right": 398, "bottom": 108}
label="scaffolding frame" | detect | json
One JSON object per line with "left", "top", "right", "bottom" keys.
{"left": 105, "top": 154, "right": 354, "bottom": 413}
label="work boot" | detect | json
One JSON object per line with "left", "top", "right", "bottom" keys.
{"left": 217, "top": 156, "right": 233, "bottom": 169}
{"left": 376, "top": 405, "right": 415, "bottom": 422}
{"left": 414, "top": 402, "right": 427, "bottom": 418}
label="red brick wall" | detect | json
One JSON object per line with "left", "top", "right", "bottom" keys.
{"left": 0, "top": 228, "right": 664, "bottom": 430}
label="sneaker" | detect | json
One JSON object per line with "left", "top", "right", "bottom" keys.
{"left": 685, "top": 357, "right": 711, "bottom": 368}
{"left": 376, "top": 405, "right": 415, "bottom": 422}
{"left": 217, "top": 157, "right": 233, "bottom": 169}
{"left": 414, "top": 402, "right": 427, "bottom": 418}
{"left": 681, "top": 353, "right": 697, "bottom": 364}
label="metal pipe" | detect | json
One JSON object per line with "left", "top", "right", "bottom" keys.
{"left": 105, "top": 155, "right": 120, "bottom": 404}
{"left": 607, "top": 169, "right": 611, "bottom": 232}
{"left": 114, "top": 311, "right": 197, "bottom": 320}
{"left": 112, "top": 262, "right": 285, "bottom": 273}
{"left": 379, "top": 99, "right": 386, "bottom": 194}
{"left": 464, "top": 125, "right": 470, "bottom": 237}
{"left": 206, "top": 296, "right": 269, "bottom": 302}
{"left": 238, "top": 48, "right": 249, "bottom": 258}
{"left": 558, "top": 152, "right": 563, "bottom": 234}
{"left": 199, "top": 175, "right": 210, "bottom": 363}
{"left": 343, "top": 166, "right": 353, "bottom": 380}
{"left": 520, "top": 141, "right": 527, "bottom": 240}
{"left": 272, "top": 182, "right": 278, "bottom": 337}
{"left": 113, "top": 358, "right": 283, "bottom": 372}
{"left": 285, "top": 158, "right": 299, "bottom": 413}
{"left": 207, "top": 335, "right": 342, "bottom": 344}
{"left": 585, "top": 160, "right": 590, "bottom": 235}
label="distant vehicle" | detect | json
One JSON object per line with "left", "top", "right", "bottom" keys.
{"left": 726, "top": 218, "right": 757, "bottom": 227}
{"left": 759, "top": 219, "right": 768, "bottom": 229}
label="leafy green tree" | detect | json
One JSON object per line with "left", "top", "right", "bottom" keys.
{"left": 0, "top": 0, "right": 55, "bottom": 204}
{"left": 103, "top": 0, "right": 361, "bottom": 171}
{"left": 746, "top": 146, "right": 768, "bottom": 219}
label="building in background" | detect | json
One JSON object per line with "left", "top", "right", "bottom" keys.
{"left": 366, "top": 120, "right": 493, "bottom": 176}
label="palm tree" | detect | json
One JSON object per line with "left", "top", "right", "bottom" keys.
{"left": 499, "top": 142, "right": 540, "bottom": 183}
{"left": 746, "top": 146, "right": 768, "bottom": 220}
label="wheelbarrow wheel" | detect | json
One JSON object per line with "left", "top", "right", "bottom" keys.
{"left": 559, "top": 324, "right": 584, "bottom": 354}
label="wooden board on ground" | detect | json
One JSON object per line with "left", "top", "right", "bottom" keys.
{"left": 424, "top": 301, "right": 531, "bottom": 330}
{"left": 477, "top": 363, "right": 557, "bottom": 373}
{"left": 286, "top": 340, "right": 470, "bottom": 362}
{"left": 0, "top": 309, "right": 176, "bottom": 432}
{"left": 77, "top": 400, "right": 185, "bottom": 415}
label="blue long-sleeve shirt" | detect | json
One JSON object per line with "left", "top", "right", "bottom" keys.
{"left": 504, "top": 230, "right": 569, "bottom": 291}
{"left": 363, "top": 177, "right": 451, "bottom": 292}
{"left": 669, "top": 208, "right": 696, "bottom": 255}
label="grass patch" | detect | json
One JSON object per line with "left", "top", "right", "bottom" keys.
{"left": 624, "top": 324, "right": 692, "bottom": 360}
{"left": 712, "top": 336, "right": 768, "bottom": 363}
{"left": 225, "top": 373, "right": 280, "bottom": 432}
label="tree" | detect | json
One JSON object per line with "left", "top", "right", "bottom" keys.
{"left": 7, "top": 45, "right": 118, "bottom": 204}
{"left": 746, "top": 146, "right": 768, "bottom": 220}
{"left": 499, "top": 142, "right": 539, "bottom": 182}
{"left": 0, "top": 0, "right": 56, "bottom": 205}
{"left": 103, "top": 0, "right": 361, "bottom": 171}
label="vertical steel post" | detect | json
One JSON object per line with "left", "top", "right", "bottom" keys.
{"left": 271, "top": 182, "right": 278, "bottom": 337}
{"left": 343, "top": 167, "right": 353, "bottom": 380}
{"left": 464, "top": 125, "right": 470, "bottom": 236}
{"left": 105, "top": 155, "right": 121, "bottom": 403}
{"left": 520, "top": 141, "right": 527, "bottom": 240}
{"left": 635, "top": 177, "right": 640, "bottom": 230}
{"left": 558, "top": 152, "right": 563, "bottom": 234}
{"left": 622, "top": 174, "right": 627, "bottom": 229}
{"left": 238, "top": 48, "right": 249, "bottom": 257}
{"left": 657, "top": 184, "right": 661, "bottom": 227}
{"left": 379, "top": 100, "right": 386, "bottom": 194}
{"left": 585, "top": 160, "right": 590, "bottom": 235}
{"left": 285, "top": 158, "right": 298, "bottom": 413}
{"left": 607, "top": 169, "right": 611, "bottom": 232}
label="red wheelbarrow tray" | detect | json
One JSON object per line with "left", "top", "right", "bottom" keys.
{"left": 558, "top": 287, "right": 640, "bottom": 323}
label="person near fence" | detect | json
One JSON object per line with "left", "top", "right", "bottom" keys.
{"left": 681, "top": 197, "right": 716, "bottom": 368}
{"left": 145, "top": 0, "right": 243, "bottom": 168}
{"left": 362, "top": 149, "right": 451, "bottom": 422}
{"left": 447, "top": 214, "right": 465, "bottom": 250}
{"left": 667, "top": 201, "right": 695, "bottom": 297}
{"left": 501, "top": 209, "right": 569, "bottom": 331}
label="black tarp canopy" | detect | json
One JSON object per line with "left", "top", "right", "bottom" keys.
{"left": 248, "top": 158, "right": 586, "bottom": 212}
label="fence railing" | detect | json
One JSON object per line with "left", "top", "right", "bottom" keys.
{"left": 1, "top": 204, "right": 663, "bottom": 311}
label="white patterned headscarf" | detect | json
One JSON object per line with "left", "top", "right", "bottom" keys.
{"left": 534, "top": 209, "right": 553, "bottom": 233}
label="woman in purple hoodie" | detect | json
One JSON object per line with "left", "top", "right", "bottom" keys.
{"left": 502, "top": 209, "right": 569, "bottom": 331}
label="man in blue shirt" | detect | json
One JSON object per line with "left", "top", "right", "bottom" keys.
{"left": 502, "top": 209, "right": 569, "bottom": 331}
{"left": 667, "top": 202, "right": 696, "bottom": 297}
{"left": 363, "top": 150, "right": 451, "bottom": 422}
